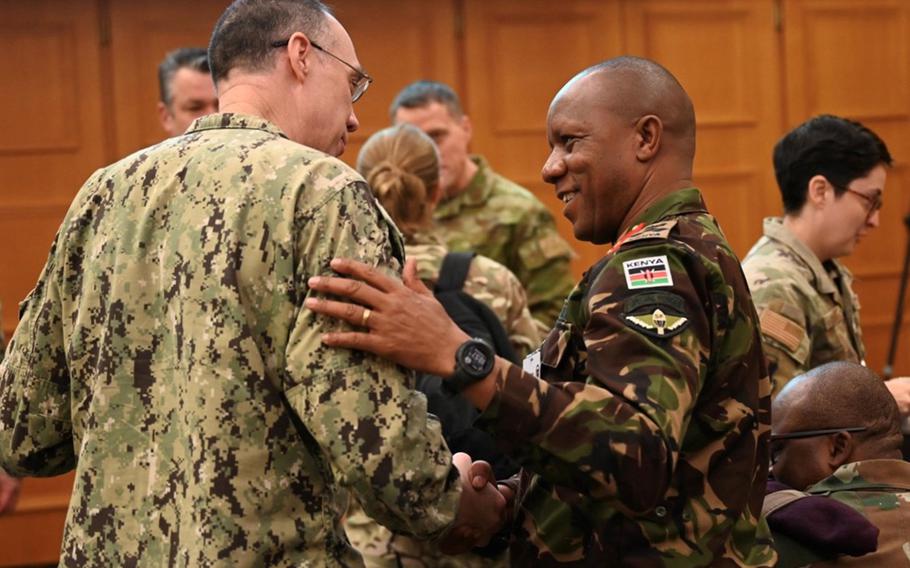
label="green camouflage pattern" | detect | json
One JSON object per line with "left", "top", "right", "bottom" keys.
{"left": 776, "top": 459, "right": 910, "bottom": 566}
{"left": 345, "top": 230, "right": 537, "bottom": 568}
{"left": 433, "top": 156, "right": 575, "bottom": 328}
{"left": 0, "top": 113, "right": 461, "bottom": 567}
{"left": 743, "top": 217, "right": 865, "bottom": 396}
{"left": 477, "top": 189, "right": 776, "bottom": 566}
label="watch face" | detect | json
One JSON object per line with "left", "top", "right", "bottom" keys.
{"left": 462, "top": 345, "right": 490, "bottom": 374}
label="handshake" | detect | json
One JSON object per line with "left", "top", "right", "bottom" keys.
{"left": 438, "top": 452, "right": 516, "bottom": 555}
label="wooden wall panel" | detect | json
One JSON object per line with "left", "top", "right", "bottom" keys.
{"left": 108, "top": 0, "right": 228, "bottom": 157}
{"left": 0, "top": 474, "right": 75, "bottom": 567}
{"left": 784, "top": 0, "right": 910, "bottom": 375}
{"left": 0, "top": 0, "right": 110, "bottom": 346}
{"left": 331, "top": 0, "right": 459, "bottom": 167}
{"left": 624, "top": 0, "right": 785, "bottom": 256}
{"left": 463, "top": 0, "right": 624, "bottom": 276}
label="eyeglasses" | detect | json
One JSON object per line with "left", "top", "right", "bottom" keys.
{"left": 770, "top": 426, "right": 867, "bottom": 442}
{"left": 271, "top": 38, "right": 373, "bottom": 103}
{"left": 831, "top": 182, "right": 884, "bottom": 219}
{"left": 769, "top": 426, "right": 867, "bottom": 465}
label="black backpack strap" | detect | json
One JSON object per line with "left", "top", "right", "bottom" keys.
{"left": 437, "top": 251, "right": 476, "bottom": 293}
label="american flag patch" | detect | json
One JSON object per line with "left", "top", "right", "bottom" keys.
{"left": 622, "top": 255, "right": 674, "bottom": 289}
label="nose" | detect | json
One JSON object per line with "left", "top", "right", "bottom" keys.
{"left": 347, "top": 109, "right": 359, "bottom": 133}
{"left": 866, "top": 208, "right": 881, "bottom": 229}
{"left": 541, "top": 149, "right": 566, "bottom": 184}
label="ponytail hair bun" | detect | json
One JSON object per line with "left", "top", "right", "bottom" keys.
{"left": 357, "top": 124, "right": 440, "bottom": 239}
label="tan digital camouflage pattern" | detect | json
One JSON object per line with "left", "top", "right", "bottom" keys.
{"left": 476, "top": 189, "right": 776, "bottom": 566}
{"left": 0, "top": 113, "right": 461, "bottom": 567}
{"left": 780, "top": 459, "right": 910, "bottom": 566}
{"left": 433, "top": 156, "right": 575, "bottom": 328}
{"left": 345, "top": 230, "right": 536, "bottom": 568}
{"left": 345, "top": 501, "right": 507, "bottom": 568}
{"left": 409, "top": 231, "right": 541, "bottom": 359}
{"left": 743, "top": 217, "right": 865, "bottom": 396}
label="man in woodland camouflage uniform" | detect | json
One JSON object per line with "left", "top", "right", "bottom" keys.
{"left": 307, "top": 56, "right": 776, "bottom": 566}
{"left": 390, "top": 81, "right": 575, "bottom": 328}
{"left": 766, "top": 362, "right": 910, "bottom": 566}
{"left": 0, "top": 1, "right": 505, "bottom": 565}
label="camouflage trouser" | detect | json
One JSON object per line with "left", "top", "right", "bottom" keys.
{"left": 344, "top": 501, "right": 509, "bottom": 568}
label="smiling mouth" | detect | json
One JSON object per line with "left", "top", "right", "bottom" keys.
{"left": 559, "top": 191, "right": 578, "bottom": 205}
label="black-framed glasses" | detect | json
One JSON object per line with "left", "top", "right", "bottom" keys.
{"left": 831, "top": 182, "right": 884, "bottom": 219}
{"left": 770, "top": 426, "right": 867, "bottom": 442}
{"left": 769, "top": 426, "right": 867, "bottom": 465}
{"left": 271, "top": 38, "right": 373, "bottom": 103}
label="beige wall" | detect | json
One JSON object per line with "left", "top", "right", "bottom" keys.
{"left": 1, "top": 0, "right": 909, "bottom": 563}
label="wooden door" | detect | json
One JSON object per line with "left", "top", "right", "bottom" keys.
{"left": 624, "top": 0, "right": 786, "bottom": 257}
{"left": 783, "top": 0, "right": 910, "bottom": 373}
{"left": 0, "top": 0, "right": 112, "bottom": 341}
{"left": 0, "top": 2, "right": 109, "bottom": 562}
{"left": 462, "top": 0, "right": 624, "bottom": 276}
{"left": 330, "top": 0, "right": 459, "bottom": 167}
{"left": 108, "top": 0, "right": 228, "bottom": 156}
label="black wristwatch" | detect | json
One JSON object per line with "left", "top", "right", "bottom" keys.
{"left": 443, "top": 338, "right": 496, "bottom": 394}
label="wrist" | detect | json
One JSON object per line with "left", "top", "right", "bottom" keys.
{"left": 438, "top": 328, "right": 471, "bottom": 378}
{"left": 443, "top": 337, "right": 496, "bottom": 395}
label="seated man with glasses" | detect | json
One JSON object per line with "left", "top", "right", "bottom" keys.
{"left": 764, "top": 361, "right": 910, "bottom": 566}
{"left": 742, "top": 115, "right": 910, "bottom": 412}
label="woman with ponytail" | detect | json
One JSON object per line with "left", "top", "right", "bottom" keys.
{"left": 356, "top": 124, "right": 539, "bottom": 358}
{"left": 345, "top": 124, "right": 539, "bottom": 567}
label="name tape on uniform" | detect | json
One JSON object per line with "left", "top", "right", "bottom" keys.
{"left": 623, "top": 255, "right": 674, "bottom": 290}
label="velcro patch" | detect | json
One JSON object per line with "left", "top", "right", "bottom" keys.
{"left": 623, "top": 291, "right": 690, "bottom": 339}
{"left": 759, "top": 309, "right": 805, "bottom": 353}
{"left": 623, "top": 220, "right": 677, "bottom": 245}
{"left": 623, "top": 255, "right": 674, "bottom": 289}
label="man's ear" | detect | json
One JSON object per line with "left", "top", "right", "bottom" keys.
{"left": 828, "top": 431, "right": 856, "bottom": 469}
{"left": 459, "top": 114, "right": 473, "bottom": 142}
{"left": 635, "top": 114, "right": 662, "bottom": 161}
{"left": 286, "top": 32, "right": 314, "bottom": 82}
{"left": 157, "top": 101, "right": 173, "bottom": 134}
{"left": 806, "top": 175, "right": 830, "bottom": 209}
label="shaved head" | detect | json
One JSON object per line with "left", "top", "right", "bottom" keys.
{"left": 554, "top": 56, "right": 696, "bottom": 164}
{"left": 542, "top": 55, "right": 697, "bottom": 244}
{"left": 775, "top": 362, "right": 903, "bottom": 455}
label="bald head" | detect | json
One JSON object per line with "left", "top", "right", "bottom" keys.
{"left": 554, "top": 56, "right": 696, "bottom": 164}
{"left": 775, "top": 362, "right": 903, "bottom": 456}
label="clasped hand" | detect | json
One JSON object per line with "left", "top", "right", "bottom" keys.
{"left": 439, "top": 453, "right": 514, "bottom": 554}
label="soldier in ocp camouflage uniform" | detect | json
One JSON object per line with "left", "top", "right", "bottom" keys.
{"left": 346, "top": 123, "right": 540, "bottom": 568}
{"left": 0, "top": 2, "right": 507, "bottom": 565}
{"left": 307, "top": 57, "right": 776, "bottom": 566}
{"left": 766, "top": 362, "right": 910, "bottom": 566}
{"left": 390, "top": 81, "right": 576, "bottom": 328}
{"left": 408, "top": 235, "right": 540, "bottom": 359}
{"left": 742, "top": 115, "right": 898, "bottom": 398}
{"left": 744, "top": 217, "right": 867, "bottom": 393}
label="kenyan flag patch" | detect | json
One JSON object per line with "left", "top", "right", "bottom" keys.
{"left": 622, "top": 255, "right": 673, "bottom": 289}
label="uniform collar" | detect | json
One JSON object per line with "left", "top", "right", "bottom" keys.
{"left": 761, "top": 217, "right": 850, "bottom": 296}
{"left": 186, "top": 113, "right": 290, "bottom": 139}
{"left": 435, "top": 155, "right": 491, "bottom": 219}
{"left": 808, "top": 459, "right": 910, "bottom": 494}
{"left": 613, "top": 188, "right": 707, "bottom": 241}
